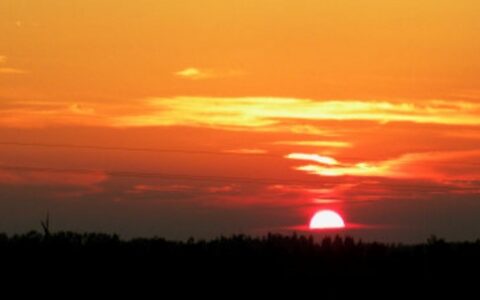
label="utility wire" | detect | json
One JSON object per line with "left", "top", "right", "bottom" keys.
{"left": 0, "top": 141, "right": 279, "bottom": 157}
{"left": 0, "top": 164, "right": 478, "bottom": 193}
{"left": 1, "top": 141, "right": 480, "bottom": 166}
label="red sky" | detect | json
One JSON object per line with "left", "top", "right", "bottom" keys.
{"left": 1, "top": 0, "right": 480, "bottom": 242}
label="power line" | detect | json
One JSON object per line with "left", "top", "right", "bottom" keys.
{"left": 0, "top": 141, "right": 278, "bottom": 158}
{"left": 0, "top": 164, "right": 478, "bottom": 193}
{"left": 0, "top": 164, "right": 324, "bottom": 185}
{"left": 1, "top": 141, "right": 480, "bottom": 167}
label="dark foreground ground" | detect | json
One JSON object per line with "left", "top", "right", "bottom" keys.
{"left": 1, "top": 231, "right": 479, "bottom": 297}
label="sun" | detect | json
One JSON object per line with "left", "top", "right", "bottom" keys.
{"left": 309, "top": 210, "right": 345, "bottom": 229}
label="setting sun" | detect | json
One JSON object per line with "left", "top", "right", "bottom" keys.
{"left": 309, "top": 210, "right": 346, "bottom": 230}
{"left": 2, "top": 1, "right": 480, "bottom": 292}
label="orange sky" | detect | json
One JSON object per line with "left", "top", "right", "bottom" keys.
{"left": 2, "top": 0, "right": 480, "bottom": 100}
{"left": 1, "top": 0, "right": 480, "bottom": 241}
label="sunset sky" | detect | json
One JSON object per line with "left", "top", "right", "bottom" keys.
{"left": 1, "top": 0, "right": 480, "bottom": 242}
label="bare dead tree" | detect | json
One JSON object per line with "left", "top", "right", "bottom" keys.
{"left": 41, "top": 212, "right": 51, "bottom": 237}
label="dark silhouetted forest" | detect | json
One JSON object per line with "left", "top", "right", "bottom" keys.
{"left": 2, "top": 230, "right": 478, "bottom": 297}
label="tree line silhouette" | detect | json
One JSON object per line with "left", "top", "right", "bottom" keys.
{"left": 1, "top": 228, "right": 479, "bottom": 297}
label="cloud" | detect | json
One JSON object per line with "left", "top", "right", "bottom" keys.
{"left": 287, "top": 150, "right": 480, "bottom": 181}
{"left": 129, "top": 184, "right": 192, "bottom": 193}
{"left": 0, "top": 167, "right": 107, "bottom": 186}
{"left": 294, "top": 162, "right": 386, "bottom": 177}
{"left": 223, "top": 148, "right": 268, "bottom": 155}
{"left": 312, "top": 199, "right": 343, "bottom": 204}
{"left": 205, "top": 185, "right": 237, "bottom": 193}
{"left": 174, "top": 67, "right": 243, "bottom": 80}
{"left": 0, "top": 67, "right": 27, "bottom": 74}
{"left": 68, "top": 103, "right": 96, "bottom": 115}
{"left": 286, "top": 153, "right": 339, "bottom": 166}
{"left": 3, "top": 96, "right": 480, "bottom": 130}
{"left": 382, "top": 150, "right": 480, "bottom": 181}
{"left": 275, "top": 140, "right": 352, "bottom": 148}
{"left": 116, "top": 97, "right": 480, "bottom": 130}
{"left": 0, "top": 56, "right": 28, "bottom": 74}
{"left": 175, "top": 68, "right": 213, "bottom": 80}
{"left": 0, "top": 100, "right": 111, "bottom": 128}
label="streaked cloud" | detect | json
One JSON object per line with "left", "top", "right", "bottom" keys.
{"left": 129, "top": 184, "right": 192, "bottom": 193}
{"left": 294, "top": 162, "right": 386, "bottom": 177}
{"left": 288, "top": 150, "right": 480, "bottom": 180}
{"left": 174, "top": 68, "right": 242, "bottom": 80}
{"left": 313, "top": 199, "right": 343, "bottom": 204}
{"left": 0, "top": 55, "right": 27, "bottom": 74}
{"left": 223, "top": 148, "right": 267, "bottom": 155}
{"left": 3, "top": 96, "right": 480, "bottom": 131}
{"left": 0, "top": 100, "right": 111, "bottom": 128}
{"left": 0, "top": 167, "right": 107, "bottom": 186}
{"left": 68, "top": 103, "right": 96, "bottom": 115}
{"left": 117, "top": 97, "right": 480, "bottom": 129}
{"left": 286, "top": 153, "right": 339, "bottom": 166}
{"left": 205, "top": 185, "right": 237, "bottom": 193}
{"left": 0, "top": 67, "right": 27, "bottom": 74}
{"left": 275, "top": 140, "right": 352, "bottom": 148}
{"left": 175, "top": 68, "right": 214, "bottom": 80}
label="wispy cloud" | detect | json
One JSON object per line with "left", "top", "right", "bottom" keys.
{"left": 0, "top": 55, "right": 28, "bottom": 74}
{"left": 0, "top": 167, "right": 107, "bottom": 186}
{"left": 294, "top": 162, "right": 386, "bottom": 177}
{"left": 0, "top": 68, "right": 27, "bottom": 74}
{"left": 205, "top": 185, "right": 237, "bottom": 193}
{"left": 129, "top": 184, "right": 192, "bottom": 193}
{"left": 287, "top": 150, "right": 480, "bottom": 180}
{"left": 174, "top": 67, "right": 242, "bottom": 80}
{"left": 116, "top": 97, "right": 480, "bottom": 130}
{"left": 3, "top": 96, "right": 480, "bottom": 130}
{"left": 0, "top": 100, "right": 107, "bottom": 128}
{"left": 286, "top": 153, "right": 339, "bottom": 166}
{"left": 223, "top": 148, "right": 268, "bottom": 155}
{"left": 175, "top": 68, "right": 214, "bottom": 80}
{"left": 275, "top": 140, "right": 352, "bottom": 148}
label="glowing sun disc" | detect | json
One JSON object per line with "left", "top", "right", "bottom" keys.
{"left": 309, "top": 210, "right": 345, "bottom": 229}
